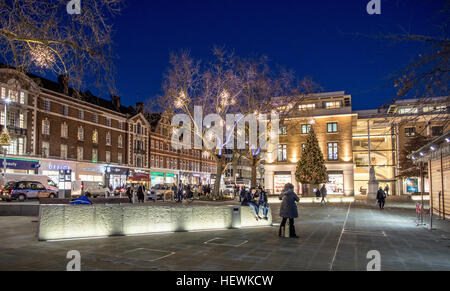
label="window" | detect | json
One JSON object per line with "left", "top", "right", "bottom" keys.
{"left": 19, "top": 114, "right": 24, "bottom": 129}
{"left": 19, "top": 92, "right": 25, "bottom": 104}
{"left": 405, "top": 127, "right": 416, "bottom": 137}
{"left": 328, "top": 143, "right": 339, "bottom": 161}
{"left": 18, "top": 138, "right": 24, "bottom": 155}
{"left": 278, "top": 144, "right": 287, "bottom": 162}
{"left": 78, "top": 110, "right": 84, "bottom": 120}
{"left": 9, "top": 90, "right": 18, "bottom": 103}
{"left": 61, "top": 123, "right": 68, "bottom": 138}
{"left": 106, "top": 118, "right": 111, "bottom": 127}
{"left": 151, "top": 156, "right": 154, "bottom": 167}
{"left": 118, "top": 135, "right": 123, "bottom": 148}
{"left": 106, "top": 151, "right": 111, "bottom": 163}
{"left": 42, "top": 119, "right": 50, "bottom": 135}
{"left": 92, "top": 148, "right": 98, "bottom": 163}
{"left": 432, "top": 126, "right": 443, "bottom": 137}
{"left": 118, "top": 153, "right": 123, "bottom": 165}
{"left": 398, "top": 107, "right": 418, "bottom": 115}
{"left": 301, "top": 124, "right": 311, "bottom": 134}
{"left": 119, "top": 122, "right": 123, "bottom": 130}
{"left": 78, "top": 127, "right": 84, "bottom": 141}
{"left": 43, "top": 100, "right": 51, "bottom": 111}
{"left": 93, "top": 114, "right": 98, "bottom": 123}
{"left": 324, "top": 101, "right": 341, "bottom": 109}
{"left": 151, "top": 140, "right": 154, "bottom": 148}
{"left": 279, "top": 126, "right": 287, "bottom": 135}
{"left": 299, "top": 104, "right": 316, "bottom": 111}
{"left": 106, "top": 132, "right": 111, "bottom": 146}
{"left": 327, "top": 122, "right": 338, "bottom": 133}
{"left": 155, "top": 156, "right": 159, "bottom": 168}
{"left": 92, "top": 130, "right": 98, "bottom": 144}
{"left": 62, "top": 105, "right": 69, "bottom": 116}
{"left": 77, "top": 147, "right": 83, "bottom": 161}
{"left": 160, "top": 157, "right": 164, "bottom": 168}
{"left": 42, "top": 142, "right": 50, "bottom": 158}
{"left": 61, "top": 144, "right": 68, "bottom": 159}
{"left": 1, "top": 87, "right": 5, "bottom": 99}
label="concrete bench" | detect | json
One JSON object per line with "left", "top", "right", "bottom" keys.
{"left": 39, "top": 198, "right": 70, "bottom": 205}
{"left": 38, "top": 204, "right": 273, "bottom": 241}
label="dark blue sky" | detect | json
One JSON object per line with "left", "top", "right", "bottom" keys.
{"left": 112, "top": 0, "right": 446, "bottom": 110}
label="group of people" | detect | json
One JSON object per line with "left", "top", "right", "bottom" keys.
{"left": 125, "top": 184, "right": 146, "bottom": 203}
{"left": 240, "top": 186, "right": 270, "bottom": 221}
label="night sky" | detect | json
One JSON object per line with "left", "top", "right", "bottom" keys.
{"left": 45, "top": 1, "right": 450, "bottom": 110}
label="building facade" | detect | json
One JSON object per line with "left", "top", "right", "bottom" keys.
{"left": 264, "top": 91, "right": 356, "bottom": 196}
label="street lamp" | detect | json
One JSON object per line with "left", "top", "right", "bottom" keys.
{"left": 0, "top": 98, "right": 12, "bottom": 177}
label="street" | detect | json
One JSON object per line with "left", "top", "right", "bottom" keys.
{"left": 0, "top": 202, "right": 449, "bottom": 271}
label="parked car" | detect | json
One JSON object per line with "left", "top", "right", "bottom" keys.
{"left": 0, "top": 181, "right": 57, "bottom": 202}
{"left": 223, "top": 184, "right": 237, "bottom": 198}
{"left": 147, "top": 184, "right": 174, "bottom": 201}
{"left": 0, "top": 174, "right": 58, "bottom": 192}
{"left": 71, "top": 181, "right": 111, "bottom": 198}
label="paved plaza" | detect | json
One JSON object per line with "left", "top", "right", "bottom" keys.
{"left": 0, "top": 201, "right": 449, "bottom": 271}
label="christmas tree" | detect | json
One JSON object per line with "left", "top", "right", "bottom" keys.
{"left": 295, "top": 127, "right": 328, "bottom": 194}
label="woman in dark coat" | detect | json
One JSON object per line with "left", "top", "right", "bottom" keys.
{"left": 279, "top": 183, "right": 299, "bottom": 238}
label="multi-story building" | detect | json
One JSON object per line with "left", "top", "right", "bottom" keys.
{"left": 264, "top": 91, "right": 356, "bottom": 196}
{"left": 147, "top": 112, "right": 216, "bottom": 186}
{"left": 354, "top": 97, "right": 450, "bottom": 196}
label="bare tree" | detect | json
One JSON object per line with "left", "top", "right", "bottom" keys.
{"left": 0, "top": 0, "right": 123, "bottom": 92}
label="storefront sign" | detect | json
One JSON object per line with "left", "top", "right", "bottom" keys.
{"left": 130, "top": 170, "right": 150, "bottom": 182}
{"left": 0, "top": 158, "right": 39, "bottom": 171}
{"left": 107, "top": 167, "right": 129, "bottom": 176}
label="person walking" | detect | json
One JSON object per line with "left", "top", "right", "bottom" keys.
{"left": 384, "top": 185, "right": 390, "bottom": 197}
{"left": 137, "top": 185, "right": 145, "bottom": 203}
{"left": 126, "top": 186, "right": 133, "bottom": 204}
{"left": 279, "top": 183, "right": 299, "bottom": 238}
{"left": 377, "top": 187, "right": 386, "bottom": 210}
{"left": 320, "top": 184, "right": 328, "bottom": 206}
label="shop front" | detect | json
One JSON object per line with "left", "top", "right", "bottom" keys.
{"left": 0, "top": 157, "right": 40, "bottom": 174}
{"left": 128, "top": 169, "right": 151, "bottom": 189}
{"left": 326, "top": 171, "right": 345, "bottom": 195}
{"left": 273, "top": 172, "right": 292, "bottom": 194}
{"left": 76, "top": 163, "right": 105, "bottom": 182}
{"left": 150, "top": 172, "right": 179, "bottom": 187}
{"left": 105, "top": 167, "right": 129, "bottom": 190}
{"left": 39, "top": 159, "right": 76, "bottom": 189}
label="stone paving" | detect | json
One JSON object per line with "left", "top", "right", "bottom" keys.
{"left": 0, "top": 202, "right": 449, "bottom": 271}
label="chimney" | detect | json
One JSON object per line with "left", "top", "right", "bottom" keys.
{"left": 136, "top": 102, "right": 144, "bottom": 114}
{"left": 57, "top": 75, "right": 69, "bottom": 95}
{"left": 111, "top": 95, "right": 121, "bottom": 109}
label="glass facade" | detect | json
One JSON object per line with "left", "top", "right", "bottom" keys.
{"left": 353, "top": 119, "right": 396, "bottom": 195}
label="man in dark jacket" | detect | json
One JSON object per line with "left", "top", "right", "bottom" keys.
{"left": 320, "top": 184, "right": 328, "bottom": 206}
{"left": 279, "top": 183, "right": 300, "bottom": 238}
{"left": 137, "top": 185, "right": 145, "bottom": 203}
{"left": 126, "top": 186, "right": 133, "bottom": 203}
{"left": 377, "top": 187, "right": 386, "bottom": 210}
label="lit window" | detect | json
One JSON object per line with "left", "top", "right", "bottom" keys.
{"left": 92, "top": 130, "right": 98, "bottom": 144}
{"left": 93, "top": 114, "right": 98, "bottom": 123}
{"left": 92, "top": 148, "right": 98, "bottom": 163}
{"left": 301, "top": 124, "right": 311, "bottom": 134}
{"left": 106, "top": 132, "right": 111, "bottom": 146}
{"left": 19, "top": 92, "right": 25, "bottom": 104}
{"left": 78, "top": 127, "right": 84, "bottom": 141}
{"left": 1, "top": 87, "right": 5, "bottom": 99}
{"left": 327, "top": 122, "right": 338, "bottom": 133}
{"left": 328, "top": 143, "right": 339, "bottom": 161}
{"left": 324, "top": 101, "right": 341, "bottom": 109}
{"left": 62, "top": 105, "right": 69, "bottom": 116}
{"left": 299, "top": 104, "right": 316, "bottom": 111}
{"left": 78, "top": 110, "right": 84, "bottom": 120}
{"left": 118, "top": 135, "right": 123, "bottom": 148}
{"left": 398, "top": 107, "right": 418, "bottom": 115}
{"left": 19, "top": 114, "right": 25, "bottom": 129}
{"left": 279, "top": 126, "right": 287, "bottom": 135}
{"left": 278, "top": 144, "right": 287, "bottom": 162}
{"left": 61, "top": 123, "right": 68, "bottom": 138}
{"left": 42, "top": 119, "right": 50, "bottom": 135}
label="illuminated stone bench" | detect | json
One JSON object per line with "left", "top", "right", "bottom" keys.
{"left": 38, "top": 204, "right": 273, "bottom": 241}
